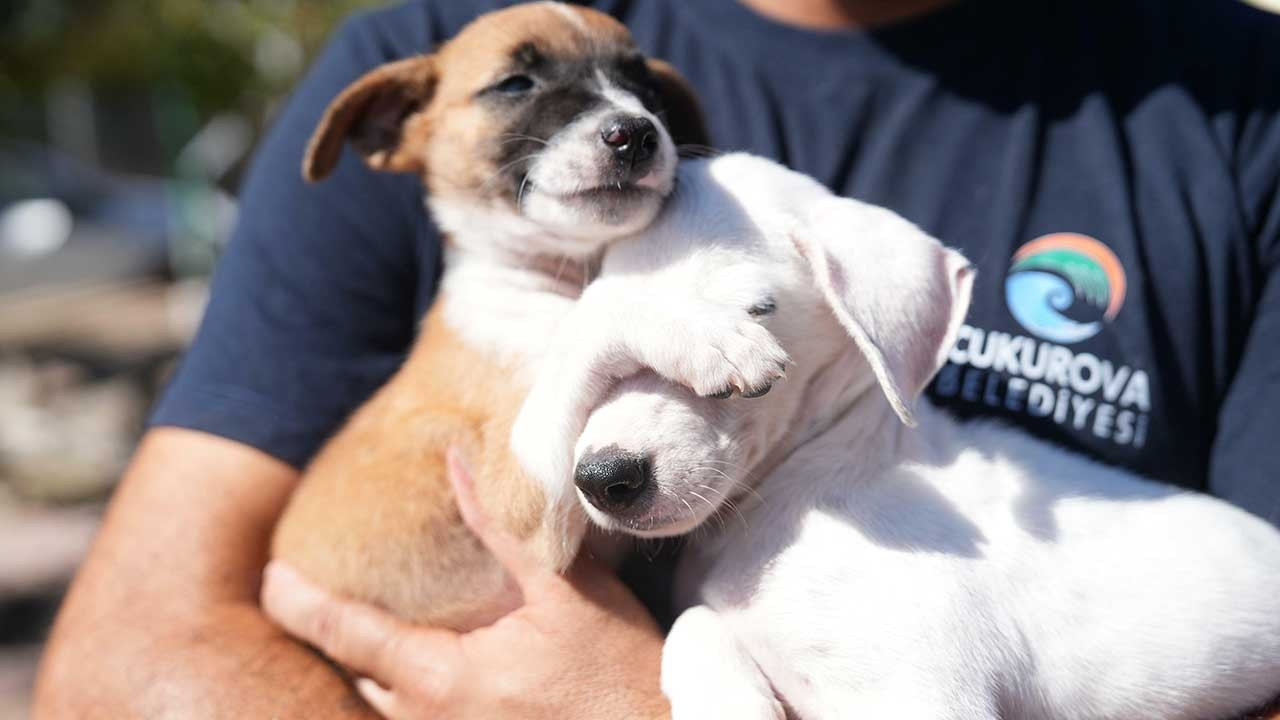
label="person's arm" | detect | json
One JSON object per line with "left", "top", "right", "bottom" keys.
{"left": 33, "top": 428, "right": 377, "bottom": 718}
{"left": 33, "top": 6, "right": 440, "bottom": 714}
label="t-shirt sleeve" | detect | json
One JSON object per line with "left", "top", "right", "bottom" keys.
{"left": 149, "top": 7, "right": 442, "bottom": 469}
{"left": 1206, "top": 8, "right": 1280, "bottom": 526}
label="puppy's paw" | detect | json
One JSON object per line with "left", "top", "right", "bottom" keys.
{"left": 636, "top": 303, "right": 790, "bottom": 399}
{"left": 663, "top": 604, "right": 787, "bottom": 720}
{"left": 688, "top": 316, "right": 789, "bottom": 399}
{"left": 510, "top": 392, "right": 575, "bottom": 500}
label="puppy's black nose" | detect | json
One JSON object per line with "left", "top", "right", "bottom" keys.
{"left": 601, "top": 116, "right": 659, "bottom": 175}
{"left": 575, "top": 448, "right": 652, "bottom": 514}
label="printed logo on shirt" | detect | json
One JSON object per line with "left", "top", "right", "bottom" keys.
{"left": 933, "top": 233, "right": 1151, "bottom": 449}
{"left": 1004, "top": 233, "right": 1126, "bottom": 344}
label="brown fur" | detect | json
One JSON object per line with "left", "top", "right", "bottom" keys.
{"left": 272, "top": 309, "right": 556, "bottom": 629}
{"left": 273, "top": 3, "right": 704, "bottom": 630}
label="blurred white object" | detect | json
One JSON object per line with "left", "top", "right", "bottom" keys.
{"left": 176, "top": 113, "right": 254, "bottom": 182}
{"left": 255, "top": 27, "right": 304, "bottom": 84}
{"left": 167, "top": 276, "right": 212, "bottom": 340}
{"left": 0, "top": 357, "right": 144, "bottom": 503}
{"left": 1247, "top": 0, "right": 1280, "bottom": 13}
{"left": 0, "top": 199, "right": 73, "bottom": 258}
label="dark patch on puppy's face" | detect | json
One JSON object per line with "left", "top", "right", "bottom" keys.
{"left": 412, "top": 4, "right": 708, "bottom": 251}
{"left": 483, "top": 43, "right": 602, "bottom": 197}
{"left": 482, "top": 44, "right": 671, "bottom": 204}
{"left": 306, "top": 3, "right": 707, "bottom": 256}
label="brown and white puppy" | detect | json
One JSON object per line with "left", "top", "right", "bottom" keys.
{"left": 270, "top": 2, "right": 705, "bottom": 632}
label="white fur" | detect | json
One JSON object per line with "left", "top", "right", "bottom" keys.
{"left": 513, "top": 153, "right": 1280, "bottom": 719}
{"left": 430, "top": 194, "right": 608, "bottom": 259}
{"left": 438, "top": 247, "right": 582, "bottom": 379}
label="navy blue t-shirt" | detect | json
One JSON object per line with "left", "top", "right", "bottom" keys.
{"left": 152, "top": 0, "right": 1280, "bottom": 525}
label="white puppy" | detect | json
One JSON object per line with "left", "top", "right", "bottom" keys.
{"left": 513, "top": 153, "right": 1280, "bottom": 720}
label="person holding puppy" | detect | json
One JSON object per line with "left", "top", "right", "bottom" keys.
{"left": 35, "top": 0, "right": 1280, "bottom": 718}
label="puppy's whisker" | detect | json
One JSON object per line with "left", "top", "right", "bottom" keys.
{"left": 692, "top": 477, "right": 750, "bottom": 533}
{"left": 479, "top": 153, "right": 541, "bottom": 191}
{"left": 697, "top": 465, "right": 738, "bottom": 489}
{"left": 696, "top": 461, "right": 767, "bottom": 508}
{"left": 693, "top": 469, "right": 754, "bottom": 520}
{"left": 517, "top": 173, "right": 532, "bottom": 208}
{"left": 735, "top": 479, "right": 766, "bottom": 506}
{"left": 553, "top": 253, "right": 571, "bottom": 285}
{"left": 679, "top": 495, "right": 696, "bottom": 517}
{"left": 486, "top": 154, "right": 539, "bottom": 181}
{"left": 667, "top": 487, "right": 711, "bottom": 541}
{"left": 687, "top": 489, "right": 725, "bottom": 533}
{"left": 676, "top": 143, "right": 723, "bottom": 159}
{"left": 499, "top": 133, "right": 550, "bottom": 146}
{"left": 677, "top": 495, "right": 701, "bottom": 536}
{"left": 698, "top": 459, "right": 749, "bottom": 470}
{"left": 639, "top": 537, "right": 664, "bottom": 563}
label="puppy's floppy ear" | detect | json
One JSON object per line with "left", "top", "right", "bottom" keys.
{"left": 793, "top": 197, "right": 974, "bottom": 426}
{"left": 303, "top": 55, "right": 438, "bottom": 182}
{"left": 645, "top": 58, "right": 710, "bottom": 149}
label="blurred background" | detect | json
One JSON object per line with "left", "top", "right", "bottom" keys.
{"left": 1, "top": 0, "right": 1279, "bottom": 717}
{"left": 0, "top": 1, "right": 383, "bottom": 716}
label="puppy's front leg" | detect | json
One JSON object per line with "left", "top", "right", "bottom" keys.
{"left": 662, "top": 605, "right": 786, "bottom": 720}
{"left": 511, "top": 276, "right": 787, "bottom": 515}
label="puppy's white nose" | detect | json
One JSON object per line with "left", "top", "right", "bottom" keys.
{"left": 575, "top": 447, "right": 652, "bottom": 514}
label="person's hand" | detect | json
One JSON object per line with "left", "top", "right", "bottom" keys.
{"left": 261, "top": 448, "right": 670, "bottom": 720}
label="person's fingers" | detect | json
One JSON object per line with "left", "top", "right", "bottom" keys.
{"left": 446, "top": 447, "right": 548, "bottom": 590}
{"left": 561, "top": 551, "right": 660, "bottom": 628}
{"left": 354, "top": 678, "right": 399, "bottom": 719}
{"left": 262, "top": 561, "right": 459, "bottom": 687}
{"left": 262, "top": 561, "right": 403, "bottom": 680}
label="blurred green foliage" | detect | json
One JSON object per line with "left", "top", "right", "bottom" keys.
{"left": 0, "top": 0, "right": 385, "bottom": 170}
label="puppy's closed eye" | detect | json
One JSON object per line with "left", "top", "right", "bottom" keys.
{"left": 748, "top": 296, "right": 778, "bottom": 317}
{"left": 491, "top": 74, "right": 536, "bottom": 94}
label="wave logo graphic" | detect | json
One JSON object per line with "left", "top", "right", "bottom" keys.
{"left": 1004, "top": 233, "right": 1126, "bottom": 344}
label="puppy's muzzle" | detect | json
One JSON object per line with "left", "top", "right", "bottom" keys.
{"left": 601, "top": 115, "right": 659, "bottom": 180}
{"left": 574, "top": 447, "right": 653, "bottom": 514}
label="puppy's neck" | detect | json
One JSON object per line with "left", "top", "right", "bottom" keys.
{"left": 788, "top": 387, "right": 955, "bottom": 494}
{"left": 443, "top": 243, "right": 599, "bottom": 297}
{"left": 429, "top": 195, "right": 605, "bottom": 295}
{"left": 434, "top": 230, "right": 602, "bottom": 377}
{"left": 752, "top": 350, "right": 919, "bottom": 497}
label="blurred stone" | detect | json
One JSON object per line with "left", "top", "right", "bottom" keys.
{"left": 0, "top": 277, "right": 207, "bottom": 504}
{"left": 0, "top": 361, "right": 144, "bottom": 504}
{"left": 0, "top": 279, "right": 205, "bottom": 359}
{"left": 0, "top": 645, "right": 39, "bottom": 720}
{"left": 0, "top": 486, "right": 100, "bottom": 597}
